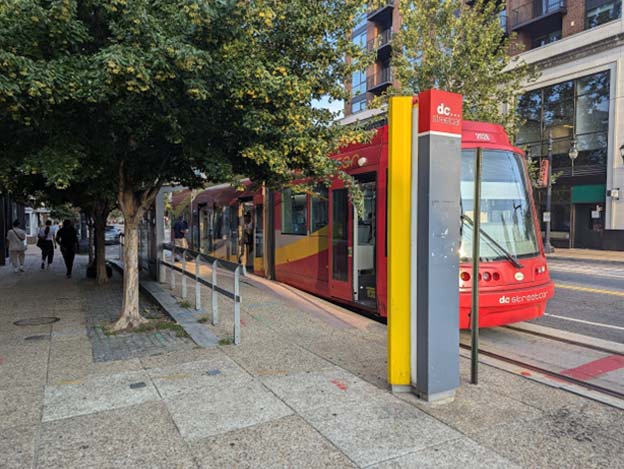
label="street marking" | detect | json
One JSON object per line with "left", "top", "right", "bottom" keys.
{"left": 544, "top": 313, "right": 624, "bottom": 331}
{"left": 555, "top": 283, "right": 624, "bottom": 297}
{"left": 561, "top": 355, "right": 624, "bottom": 380}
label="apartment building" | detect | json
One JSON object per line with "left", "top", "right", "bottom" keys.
{"left": 345, "top": 0, "right": 624, "bottom": 250}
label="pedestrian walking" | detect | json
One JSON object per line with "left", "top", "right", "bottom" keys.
{"left": 37, "top": 220, "right": 55, "bottom": 269}
{"left": 6, "top": 220, "right": 27, "bottom": 273}
{"left": 56, "top": 219, "right": 79, "bottom": 278}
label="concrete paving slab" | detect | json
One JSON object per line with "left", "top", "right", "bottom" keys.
{"left": 300, "top": 398, "right": 461, "bottom": 467}
{"left": 37, "top": 401, "right": 196, "bottom": 468}
{"left": 166, "top": 380, "right": 293, "bottom": 441}
{"left": 0, "top": 385, "right": 43, "bottom": 430}
{"left": 301, "top": 336, "right": 386, "bottom": 370}
{"left": 0, "top": 424, "right": 37, "bottom": 469}
{"left": 369, "top": 437, "right": 519, "bottom": 469}
{"left": 190, "top": 415, "right": 356, "bottom": 468}
{"left": 397, "top": 381, "right": 543, "bottom": 436}
{"left": 47, "top": 337, "right": 93, "bottom": 384}
{"left": 0, "top": 343, "right": 49, "bottom": 389}
{"left": 221, "top": 340, "right": 335, "bottom": 377}
{"left": 89, "top": 358, "right": 143, "bottom": 376}
{"left": 262, "top": 368, "right": 388, "bottom": 413}
{"left": 472, "top": 407, "right": 624, "bottom": 468}
{"left": 43, "top": 371, "right": 159, "bottom": 422}
{"left": 139, "top": 347, "right": 222, "bottom": 369}
{"left": 51, "top": 324, "right": 87, "bottom": 340}
{"left": 148, "top": 355, "right": 252, "bottom": 399}
{"left": 568, "top": 400, "right": 624, "bottom": 444}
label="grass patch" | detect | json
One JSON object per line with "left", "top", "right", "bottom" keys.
{"left": 177, "top": 299, "right": 192, "bottom": 309}
{"left": 218, "top": 337, "right": 233, "bottom": 346}
{"left": 197, "top": 316, "right": 210, "bottom": 324}
{"left": 104, "top": 319, "right": 188, "bottom": 338}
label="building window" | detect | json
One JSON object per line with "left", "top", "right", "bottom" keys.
{"left": 281, "top": 189, "right": 307, "bottom": 235}
{"left": 531, "top": 30, "right": 562, "bottom": 48}
{"left": 351, "top": 97, "right": 367, "bottom": 114}
{"left": 311, "top": 185, "right": 329, "bottom": 232}
{"left": 516, "top": 70, "right": 610, "bottom": 177}
{"left": 352, "top": 70, "right": 367, "bottom": 97}
{"left": 586, "top": 0, "right": 622, "bottom": 29}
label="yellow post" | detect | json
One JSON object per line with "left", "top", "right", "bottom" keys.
{"left": 387, "top": 96, "right": 413, "bottom": 390}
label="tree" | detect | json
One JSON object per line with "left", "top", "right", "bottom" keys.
{"left": 390, "top": 0, "right": 537, "bottom": 135}
{"left": 0, "top": 0, "right": 370, "bottom": 330}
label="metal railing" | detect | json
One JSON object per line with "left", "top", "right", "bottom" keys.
{"left": 510, "top": 0, "right": 566, "bottom": 29}
{"left": 160, "top": 243, "right": 242, "bottom": 345}
{"left": 367, "top": 28, "right": 393, "bottom": 51}
{"left": 367, "top": 67, "right": 392, "bottom": 91}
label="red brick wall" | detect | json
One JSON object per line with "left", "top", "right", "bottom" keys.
{"left": 563, "top": 0, "right": 586, "bottom": 37}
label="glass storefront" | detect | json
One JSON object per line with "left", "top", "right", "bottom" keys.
{"left": 516, "top": 70, "right": 611, "bottom": 246}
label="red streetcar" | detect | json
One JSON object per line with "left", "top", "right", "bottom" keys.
{"left": 177, "top": 121, "right": 554, "bottom": 328}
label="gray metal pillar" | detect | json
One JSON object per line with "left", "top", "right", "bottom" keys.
{"left": 413, "top": 90, "right": 462, "bottom": 402}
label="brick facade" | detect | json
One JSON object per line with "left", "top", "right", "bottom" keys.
{"left": 563, "top": 0, "right": 587, "bottom": 36}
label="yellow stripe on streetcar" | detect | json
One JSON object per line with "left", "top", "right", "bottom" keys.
{"left": 555, "top": 283, "right": 624, "bottom": 297}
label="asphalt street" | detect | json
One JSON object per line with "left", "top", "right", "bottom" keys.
{"left": 531, "top": 258, "right": 624, "bottom": 344}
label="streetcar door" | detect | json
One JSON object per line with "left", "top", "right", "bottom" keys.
{"left": 353, "top": 174, "right": 377, "bottom": 309}
{"left": 329, "top": 187, "right": 353, "bottom": 301}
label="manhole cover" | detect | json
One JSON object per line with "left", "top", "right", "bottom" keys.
{"left": 24, "top": 335, "right": 49, "bottom": 341}
{"left": 14, "top": 317, "right": 60, "bottom": 326}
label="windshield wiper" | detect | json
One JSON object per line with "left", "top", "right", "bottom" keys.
{"left": 461, "top": 215, "right": 524, "bottom": 269}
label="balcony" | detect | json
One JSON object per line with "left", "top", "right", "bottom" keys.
{"left": 510, "top": 0, "right": 566, "bottom": 30}
{"left": 367, "top": 1, "right": 394, "bottom": 25}
{"left": 367, "top": 28, "right": 393, "bottom": 60}
{"left": 367, "top": 67, "right": 392, "bottom": 94}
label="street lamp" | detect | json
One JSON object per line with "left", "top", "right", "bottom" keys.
{"left": 543, "top": 129, "right": 554, "bottom": 254}
{"left": 568, "top": 137, "right": 578, "bottom": 175}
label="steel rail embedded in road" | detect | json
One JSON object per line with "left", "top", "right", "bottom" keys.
{"left": 459, "top": 343, "right": 624, "bottom": 406}
{"left": 503, "top": 324, "right": 624, "bottom": 356}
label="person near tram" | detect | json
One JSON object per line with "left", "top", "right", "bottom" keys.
{"left": 37, "top": 219, "right": 55, "bottom": 270}
{"left": 173, "top": 217, "right": 189, "bottom": 261}
{"left": 6, "top": 219, "right": 27, "bottom": 273}
{"left": 56, "top": 219, "right": 79, "bottom": 278}
{"left": 239, "top": 211, "right": 254, "bottom": 265}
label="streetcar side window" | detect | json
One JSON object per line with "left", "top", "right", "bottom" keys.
{"left": 282, "top": 189, "right": 308, "bottom": 235}
{"left": 311, "top": 185, "right": 329, "bottom": 232}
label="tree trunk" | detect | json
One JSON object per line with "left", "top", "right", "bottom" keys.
{"left": 93, "top": 211, "right": 108, "bottom": 285}
{"left": 112, "top": 214, "right": 146, "bottom": 330}
{"left": 112, "top": 181, "right": 160, "bottom": 331}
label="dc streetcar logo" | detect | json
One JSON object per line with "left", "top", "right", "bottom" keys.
{"left": 499, "top": 292, "right": 548, "bottom": 305}
{"left": 433, "top": 102, "right": 461, "bottom": 128}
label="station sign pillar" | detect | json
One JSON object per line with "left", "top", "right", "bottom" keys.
{"left": 413, "top": 90, "right": 463, "bottom": 401}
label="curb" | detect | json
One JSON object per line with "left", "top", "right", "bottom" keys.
{"left": 547, "top": 255, "right": 624, "bottom": 266}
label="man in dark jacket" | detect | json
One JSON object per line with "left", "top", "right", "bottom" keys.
{"left": 56, "top": 219, "right": 79, "bottom": 278}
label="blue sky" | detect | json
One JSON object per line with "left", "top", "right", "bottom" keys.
{"left": 312, "top": 95, "right": 344, "bottom": 119}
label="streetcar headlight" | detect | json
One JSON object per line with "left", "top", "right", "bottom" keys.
{"left": 482, "top": 272, "right": 491, "bottom": 281}
{"left": 460, "top": 272, "right": 471, "bottom": 282}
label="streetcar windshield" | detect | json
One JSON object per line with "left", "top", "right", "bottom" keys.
{"left": 460, "top": 149, "right": 539, "bottom": 262}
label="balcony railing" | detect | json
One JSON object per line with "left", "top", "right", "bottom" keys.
{"left": 510, "top": 0, "right": 566, "bottom": 30}
{"left": 367, "top": 28, "right": 393, "bottom": 51}
{"left": 367, "top": 67, "right": 392, "bottom": 93}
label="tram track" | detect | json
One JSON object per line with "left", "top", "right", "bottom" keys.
{"left": 502, "top": 324, "right": 624, "bottom": 356}
{"left": 459, "top": 343, "right": 624, "bottom": 403}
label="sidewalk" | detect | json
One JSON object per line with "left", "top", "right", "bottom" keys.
{"left": 547, "top": 247, "right": 624, "bottom": 264}
{"left": 1, "top": 251, "right": 623, "bottom": 468}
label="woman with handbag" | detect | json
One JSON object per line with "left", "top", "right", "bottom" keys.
{"left": 6, "top": 220, "right": 27, "bottom": 273}
{"left": 37, "top": 219, "right": 55, "bottom": 270}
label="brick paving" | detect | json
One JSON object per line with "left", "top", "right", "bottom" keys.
{"left": 82, "top": 275, "right": 195, "bottom": 362}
